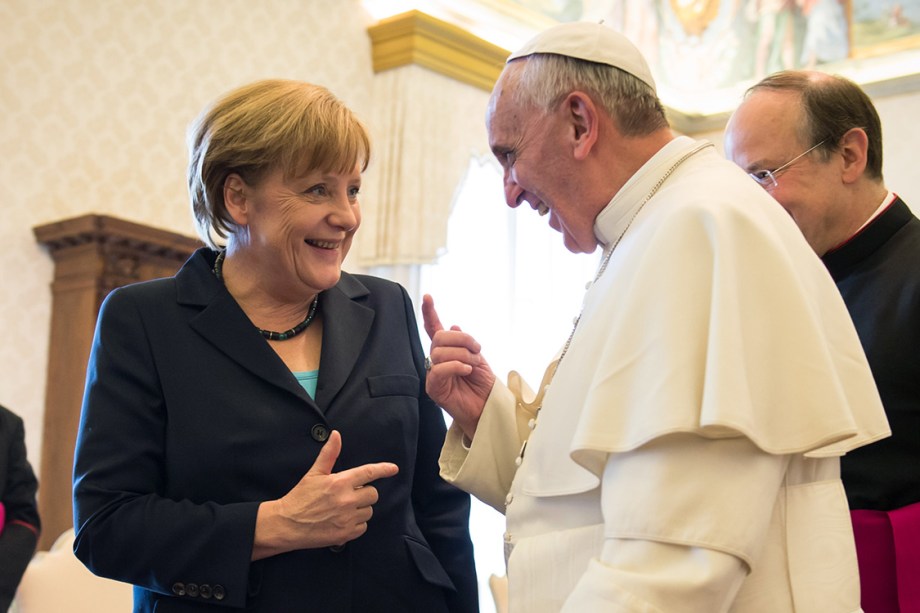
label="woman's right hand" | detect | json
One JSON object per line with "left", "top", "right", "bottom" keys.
{"left": 252, "top": 430, "right": 398, "bottom": 559}
{"left": 421, "top": 294, "right": 496, "bottom": 440}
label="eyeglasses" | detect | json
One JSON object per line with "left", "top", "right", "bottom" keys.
{"left": 749, "top": 139, "right": 827, "bottom": 189}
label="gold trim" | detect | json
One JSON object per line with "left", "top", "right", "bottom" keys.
{"left": 852, "top": 33, "right": 920, "bottom": 60}
{"left": 368, "top": 10, "right": 509, "bottom": 92}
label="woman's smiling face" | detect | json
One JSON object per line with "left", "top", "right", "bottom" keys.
{"left": 231, "top": 164, "right": 362, "bottom": 296}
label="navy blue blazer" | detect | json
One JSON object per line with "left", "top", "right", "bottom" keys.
{"left": 73, "top": 248, "right": 478, "bottom": 612}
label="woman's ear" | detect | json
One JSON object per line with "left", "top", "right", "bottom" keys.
{"left": 566, "top": 91, "right": 598, "bottom": 161}
{"left": 223, "top": 174, "right": 249, "bottom": 225}
{"left": 838, "top": 127, "right": 869, "bottom": 184}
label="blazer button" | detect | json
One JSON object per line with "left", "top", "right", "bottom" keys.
{"left": 212, "top": 585, "right": 225, "bottom": 601}
{"left": 186, "top": 583, "right": 199, "bottom": 597}
{"left": 199, "top": 584, "right": 212, "bottom": 599}
{"left": 171, "top": 582, "right": 186, "bottom": 596}
{"left": 311, "top": 424, "right": 329, "bottom": 442}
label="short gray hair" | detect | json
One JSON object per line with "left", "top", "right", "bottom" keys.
{"left": 511, "top": 54, "right": 668, "bottom": 136}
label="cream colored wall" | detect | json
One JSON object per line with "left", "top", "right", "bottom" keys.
{"left": 874, "top": 91, "right": 920, "bottom": 208}
{"left": 0, "top": 0, "right": 378, "bottom": 473}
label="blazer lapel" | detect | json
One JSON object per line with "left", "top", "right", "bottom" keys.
{"left": 315, "top": 274, "right": 373, "bottom": 411}
{"left": 177, "top": 250, "right": 316, "bottom": 407}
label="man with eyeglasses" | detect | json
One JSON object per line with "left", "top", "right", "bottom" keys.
{"left": 725, "top": 70, "right": 920, "bottom": 613}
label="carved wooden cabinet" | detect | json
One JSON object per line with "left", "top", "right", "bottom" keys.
{"left": 33, "top": 214, "right": 201, "bottom": 550}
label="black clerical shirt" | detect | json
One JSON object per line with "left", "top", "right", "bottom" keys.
{"left": 823, "top": 197, "right": 920, "bottom": 510}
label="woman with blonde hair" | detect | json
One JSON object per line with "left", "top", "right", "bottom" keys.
{"left": 73, "top": 79, "right": 478, "bottom": 612}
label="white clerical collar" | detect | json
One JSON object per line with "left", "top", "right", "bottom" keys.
{"left": 853, "top": 191, "right": 896, "bottom": 235}
{"left": 593, "top": 136, "right": 704, "bottom": 248}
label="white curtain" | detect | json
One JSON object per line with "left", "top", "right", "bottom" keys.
{"left": 357, "top": 64, "right": 493, "bottom": 267}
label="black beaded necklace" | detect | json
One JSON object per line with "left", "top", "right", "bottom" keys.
{"left": 212, "top": 251, "right": 319, "bottom": 341}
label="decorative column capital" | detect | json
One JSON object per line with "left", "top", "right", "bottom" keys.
{"left": 368, "top": 9, "right": 508, "bottom": 92}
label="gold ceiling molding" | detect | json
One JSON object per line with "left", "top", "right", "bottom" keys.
{"left": 367, "top": 10, "right": 508, "bottom": 92}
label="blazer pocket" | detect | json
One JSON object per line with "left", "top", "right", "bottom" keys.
{"left": 404, "top": 536, "right": 456, "bottom": 591}
{"left": 366, "top": 374, "right": 418, "bottom": 398}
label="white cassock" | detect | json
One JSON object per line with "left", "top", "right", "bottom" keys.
{"left": 440, "top": 136, "right": 890, "bottom": 612}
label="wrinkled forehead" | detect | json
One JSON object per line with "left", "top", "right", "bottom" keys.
{"left": 486, "top": 67, "right": 516, "bottom": 123}
{"left": 486, "top": 65, "right": 534, "bottom": 138}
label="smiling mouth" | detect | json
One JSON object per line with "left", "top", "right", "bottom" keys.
{"left": 516, "top": 192, "right": 549, "bottom": 216}
{"left": 306, "top": 239, "right": 338, "bottom": 250}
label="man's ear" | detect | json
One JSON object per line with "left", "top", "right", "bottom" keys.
{"left": 223, "top": 173, "right": 249, "bottom": 225}
{"left": 838, "top": 127, "right": 869, "bottom": 184}
{"left": 565, "top": 91, "right": 598, "bottom": 161}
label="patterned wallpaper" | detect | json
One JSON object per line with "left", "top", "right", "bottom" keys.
{"left": 0, "top": 0, "right": 378, "bottom": 470}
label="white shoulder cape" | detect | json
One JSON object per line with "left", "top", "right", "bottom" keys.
{"left": 518, "top": 138, "right": 890, "bottom": 495}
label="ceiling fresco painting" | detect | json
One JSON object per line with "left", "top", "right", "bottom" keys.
{"left": 365, "top": 0, "right": 920, "bottom": 118}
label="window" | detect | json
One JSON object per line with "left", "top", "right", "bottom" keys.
{"left": 417, "top": 156, "right": 600, "bottom": 611}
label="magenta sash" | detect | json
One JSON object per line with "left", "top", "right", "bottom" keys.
{"left": 852, "top": 501, "right": 920, "bottom": 613}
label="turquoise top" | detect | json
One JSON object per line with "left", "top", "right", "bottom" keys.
{"left": 293, "top": 370, "right": 319, "bottom": 399}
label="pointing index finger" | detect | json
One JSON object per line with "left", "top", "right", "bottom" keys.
{"left": 343, "top": 462, "right": 399, "bottom": 487}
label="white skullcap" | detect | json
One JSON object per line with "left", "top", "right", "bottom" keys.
{"left": 507, "top": 21, "right": 656, "bottom": 93}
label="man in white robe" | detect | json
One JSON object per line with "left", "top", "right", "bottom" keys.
{"left": 422, "top": 22, "right": 890, "bottom": 612}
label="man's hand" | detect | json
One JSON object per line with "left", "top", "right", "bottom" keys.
{"left": 422, "top": 294, "right": 496, "bottom": 439}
